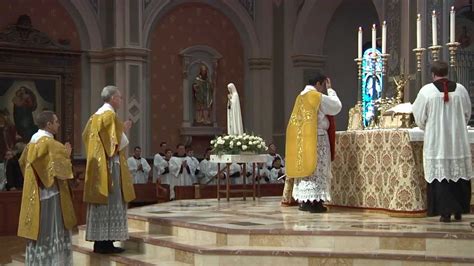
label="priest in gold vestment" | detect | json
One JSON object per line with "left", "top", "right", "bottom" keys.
{"left": 83, "top": 85, "right": 135, "bottom": 254}
{"left": 284, "top": 74, "right": 341, "bottom": 212}
{"left": 18, "top": 111, "right": 76, "bottom": 265}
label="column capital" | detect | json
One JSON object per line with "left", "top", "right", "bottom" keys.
{"left": 248, "top": 57, "right": 272, "bottom": 70}
{"left": 87, "top": 47, "right": 150, "bottom": 63}
{"left": 291, "top": 54, "right": 327, "bottom": 68}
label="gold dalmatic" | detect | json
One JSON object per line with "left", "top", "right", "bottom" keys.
{"left": 82, "top": 110, "right": 135, "bottom": 204}
{"left": 285, "top": 90, "right": 321, "bottom": 178}
{"left": 17, "top": 136, "right": 76, "bottom": 240}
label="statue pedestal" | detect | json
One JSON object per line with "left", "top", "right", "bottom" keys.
{"left": 180, "top": 126, "right": 224, "bottom": 145}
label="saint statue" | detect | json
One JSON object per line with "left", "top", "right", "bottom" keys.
{"left": 227, "top": 83, "right": 244, "bottom": 135}
{"left": 192, "top": 64, "right": 213, "bottom": 125}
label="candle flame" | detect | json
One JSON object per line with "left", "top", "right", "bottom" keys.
{"left": 359, "top": 26, "right": 362, "bottom": 31}
{"left": 451, "top": 6, "right": 454, "bottom": 11}
{"left": 372, "top": 24, "right": 376, "bottom": 29}
{"left": 432, "top": 10, "right": 436, "bottom": 16}
{"left": 383, "top": 21, "right": 386, "bottom": 25}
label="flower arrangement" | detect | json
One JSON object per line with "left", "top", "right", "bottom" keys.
{"left": 210, "top": 133, "right": 268, "bottom": 155}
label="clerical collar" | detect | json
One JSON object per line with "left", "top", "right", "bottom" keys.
{"left": 30, "top": 129, "right": 54, "bottom": 143}
{"left": 38, "top": 129, "right": 53, "bottom": 138}
{"left": 96, "top": 102, "right": 115, "bottom": 114}
{"left": 133, "top": 156, "right": 141, "bottom": 160}
{"left": 174, "top": 153, "right": 187, "bottom": 158}
{"left": 301, "top": 85, "right": 316, "bottom": 95}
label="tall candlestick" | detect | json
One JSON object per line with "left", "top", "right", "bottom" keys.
{"left": 416, "top": 14, "right": 421, "bottom": 48}
{"left": 432, "top": 10, "right": 437, "bottom": 46}
{"left": 372, "top": 24, "right": 376, "bottom": 52}
{"left": 382, "top": 21, "right": 387, "bottom": 54}
{"left": 358, "top": 27, "right": 362, "bottom": 58}
{"left": 450, "top": 6, "right": 455, "bottom": 43}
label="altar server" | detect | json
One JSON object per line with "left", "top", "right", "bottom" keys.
{"left": 412, "top": 61, "right": 472, "bottom": 223}
{"left": 127, "top": 146, "right": 151, "bottom": 184}
{"left": 169, "top": 144, "right": 197, "bottom": 187}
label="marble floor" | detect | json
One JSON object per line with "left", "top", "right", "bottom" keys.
{"left": 5, "top": 197, "right": 474, "bottom": 265}
{"left": 128, "top": 196, "right": 474, "bottom": 238}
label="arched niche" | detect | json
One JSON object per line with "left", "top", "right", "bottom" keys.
{"left": 179, "top": 45, "right": 223, "bottom": 144}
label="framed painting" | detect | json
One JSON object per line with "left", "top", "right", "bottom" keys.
{"left": 0, "top": 72, "right": 61, "bottom": 158}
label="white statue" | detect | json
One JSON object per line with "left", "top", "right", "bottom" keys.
{"left": 227, "top": 83, "right": 244, "bottom": 135}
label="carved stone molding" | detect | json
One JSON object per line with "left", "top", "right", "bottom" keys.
{"left": 248, "top": 57, "right": 272, "bottom": 70}
{"left": 88, "top": 47, "right": 149, "bottom": 63}
{"left": 291, "top": 54, "right": 326, "bottom": 68}
{"left": 0, "top": 15, "right": 81, "bottom": 148}
{"left": 0, "top": 15, "right": 70, "bottom": 49}
{"left": 239, "top": 0, "right": 255, "bottom": 20}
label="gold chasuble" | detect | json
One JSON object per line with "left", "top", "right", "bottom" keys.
{"left": 286, "top": 90, "right": 322, "bottom": 178}
{"left": 82, "top": 110, "right": 135, "bottom": 204}
{"left": 17, "top": 137, "right": 76, "bottom": 240}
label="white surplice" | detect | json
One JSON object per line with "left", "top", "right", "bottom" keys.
{"left": 199, "top": 159, "right": 218, "bottom": 185}
{"left": 269, "top": 167, "right": 286, "bottom": 183}
{"left": 169, "top": 156, "right": 196, "bottom": 187}
{"left": 127, "top": 156, "right": 151, "bottom": 184}
{"left": 265, "top": 153, "right": 285, "bottom": 169}
{"left": 412, "top": 82, "right": 472, "bottom": 183}
{"left": 153, "top": 153, "right": 168, "bottom": 183}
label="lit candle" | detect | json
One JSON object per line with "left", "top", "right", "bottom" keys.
{"left": 358, "top": 27, "right": 362, "bottom": 58}
{"left": 432, "top": 10, "right": 437, "bottom": 46}
{"left": 372, "top": 24, "right": 376, "bottom": 52}
{"left": 450, "top": 6, "right": 455, "bottom": 43}
{"left": 382, "top": 21, "right": 387, "bottom": 54}
{"left": 416, "top": 14, "right": 421, "bottom": 48}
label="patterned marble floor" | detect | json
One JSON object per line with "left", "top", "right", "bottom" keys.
{"left": 128, "top": 196, "right": 474, "bottom": 238}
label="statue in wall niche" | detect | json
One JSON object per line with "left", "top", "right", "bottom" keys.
{"left": 192, "top": 64, "right": 213, "bottom": 125}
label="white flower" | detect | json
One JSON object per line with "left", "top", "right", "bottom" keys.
{"left": 257, "top": 144, "right": 262, "bottom": 148}
{"left": 230, "top": 143, "right": 234, "bottom": 149}
{"left": 210, "top": 140, "right": 216, "bottom": 145}
{"left": 217, "top": 139, "right": 225, "bottom": 145}
{"left": 237, "top": 141, "right": 242, "bottom": 146}
{"left": 244, "top": 135, "right": 249, "bottom": 140}
{"left": 242, "top": 145, "right": 248, "bottom": 150}
{"left": 224, "top": 135, "right": 230, "bottom": 140}
{"left": 230, "top": 140, "right": 234, "bottom": 146}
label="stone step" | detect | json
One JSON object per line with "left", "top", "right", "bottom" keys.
{"left": 75, "top": 226, "right": 474, "bottom": 265}
{"left": 120, "top": 216, "right": 474, "bottom": 259}
{"left": 72, "top": 243, "right": 192, "bottom": 266}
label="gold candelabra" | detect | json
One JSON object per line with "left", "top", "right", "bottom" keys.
{"left": 446, "top": 42, "right": 460, "bottom": 67}
{"left": 348, "top": 57, "right": 364, "bottom": 130}
{"left": 428, "top": 45, "right": 442, "bottom": 61}
{"left": 354, "top": 58, "right": 363, "bottom": 104}
{"left": 380, "top": 54, "right": 390, "bottom": 75}
{"left": 412, "top": 48, "right": 426, "bottom": 72}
